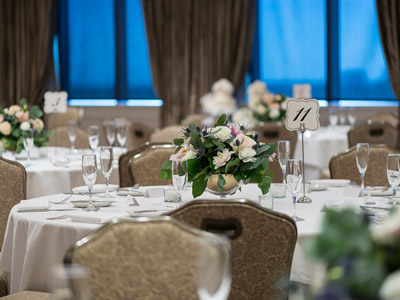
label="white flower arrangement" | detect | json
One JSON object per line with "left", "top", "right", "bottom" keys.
{"left": 200, "top": 78, "right": 237, "bottom": 117}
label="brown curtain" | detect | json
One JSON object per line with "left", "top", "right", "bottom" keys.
{"left": 142, "top": 0, "right": 255, "bottom": 126}
{"left": 376, "top": 0, "right": 400, "bottom": 148}
{"left": 0, "top": 0, "right": 56, "bottom": 107}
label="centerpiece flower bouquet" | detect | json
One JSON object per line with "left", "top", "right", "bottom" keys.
{"left": 160, "top": 114, "right": 276, "bottom": 198}
{"left": 307, "top": 208, "right": 400, "bottom": 300}
{"left": 0, "top": 98, "right": 50, "bottom": 153}
{"left": 247, "top": 80, "right": 287, "bottom": 123}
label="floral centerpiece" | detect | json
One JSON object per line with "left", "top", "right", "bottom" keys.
{"left": 160, "top": 114, "right": 276, "bottom": 198}
{"left": 200, "top": 78, "right": 237, "bottom": 118}
{"left": 307, "top": 208, "right": 400, "bottom": 300}
{"left": 247, "top": 80, "right": 287, "bottom": 123}
{"left": 0, "top": 98, "right": 50, "bottom": 153}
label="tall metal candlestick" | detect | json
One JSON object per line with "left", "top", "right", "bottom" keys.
{"left": 297, "top": 123, "right": 312, "bottom": 203}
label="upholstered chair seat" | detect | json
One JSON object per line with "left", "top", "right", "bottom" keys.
{"left": 47, "top": 126, "right": 89, "bottom": 149}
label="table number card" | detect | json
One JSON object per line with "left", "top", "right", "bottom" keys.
{"left": 44, "top": 91, "right": 68, "bottom": 114}
{"left": 285, "top": 98, "right": 320, "bottom": 131}
{"left": 293, "top": 84, "right": 312, "bottom": 99}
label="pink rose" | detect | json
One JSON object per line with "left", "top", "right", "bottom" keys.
{"left": 16, "top": 111, "right": 29, "bottom": 123}
{"left": 231, "top": 133, "right": 256, "bottom": 152}
{"left": 0, "top": 121, "right": 12, "bottom": 135}
{"left": 269, "top": 152, "right": 276, "bottom": 162}
{"left": 263, "top": 93, "right": 274, "bottom": 105}
{"left": 0, "top": 115, "right": 3, "bottom": 123}
{"left": 269, "top": 102, "right": 280, "bottom": 110}
{"left": 227, "top": 124, "right": 242, "bottom": 137}
{"left": 30, "top": 119, "right": 39, "bottom": 130}
{"left": 8, "top": 105, "right": 22, "bottom": 115}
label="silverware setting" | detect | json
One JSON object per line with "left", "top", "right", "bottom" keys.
{"left": 54, "top": 195, "right": 73, "bottom": 204}
{"left": 46, "top": 215, "right": 71, "bottom": 220}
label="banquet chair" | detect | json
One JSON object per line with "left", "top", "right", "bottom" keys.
{"left": 368, "top": 113, "right": 399, "bottom": 128}
{"left": 168, "top": 199, "right": 297, "bottom": 300}
{"left": 128, "top": 122, "right": 155, "bottom": 149}
{"left": 0, "top": 291, "right": 50, "bottom": 299}
{"left": 180, "top": 114, "right": 208, "bottom": 127}
{"left": 47, "top": 126, "right": 90, "bottom": 149}
{"left": 150, "top": 125, "right": 183, "bottom": 143}
{"left": 329, "top": 144, "right": 400, "bottom": 186}
{"left": 64, "top": 217, "right": 222, "bottom": 300}
{"left": 129, "top": 144, "right": 175, "bottom": 186}
{"left": 347, "top": 120, "right": 398, "bottom": 149}
{"left": 252, "top": 123, "right": 298, "bottom": 183}
{"left": 46, "top": 107, "right": 83, "bottom": 129}
{"left": 118, "top": 142, "right": 164, "bottom": 187}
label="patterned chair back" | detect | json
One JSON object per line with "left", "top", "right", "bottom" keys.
{"left": 129, "top": 144, "right": 175, "bottom": 186}
{"left": 65, "top": 217, "right": 222, "bottom": 300}
{"left": 348, "top": 120, "right": 398, "bottom": 149}
{"left": 329, "top": 144, "right": 400, "bottom": 186}
{"left": 180, "top": 114, "right": 208, "bottom": 127}
{"left": 0, "top": 157, "right": 26, "bottom": 248}
{"left": 252, "top": 123, "right": 297, "bottom": 183}
{"left": 150, "top": 125, "right": 183, "bottom": 144}
{"left": 47, "top": 126, "right": 89, "bottom": 149}
{"left": 168, "top": 199, "right": 297, "bottom": 300}
{"left": 128, "top": 122, "right": 155, "bottom": 149}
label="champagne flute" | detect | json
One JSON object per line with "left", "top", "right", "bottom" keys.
{"left": 286, "top": 159, "right": 304, "bottom": 222}
{"left": 82, "top": 154, "right": 97, "bottom": 211}
{"left": 116, "top": 123, "right": 127, "bottom": 148}
{"left": 22, "top": 129, "right": 34, "bottom": 168}
{"left": 105, "top": 122, "right": 116, "bottom": 147}
{"left": 196, "top": 235, "right": 232, "bottom": 300}
{"left": 328, "top": 106, "right": 338, "bottom": 127}
{"left": 356, "top": 143, "right": 369, "bottom": 190}
{"left": 387, "top": 154, "right": 400, "bottom": 207}
{"left": 100, "top": 147, "right": 113, "bottom": 199}
{"left": 67, "top": 120, "right": 77, "bottom": 153}
{"left": 278, "top": 140, "right": 290, "bottom": 184}
{"left": 171, "top": 160, "right": 188, "bottom": 203}
{"left": 88, "top": 125, "right": 99, "bottom": 152}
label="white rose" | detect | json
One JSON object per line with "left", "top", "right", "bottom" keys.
{"left": 238, "top": 147, "right": 257, "bottom": 163}
{"left": 248, "top": 95, "right": 261, "bottom": 110}
{"left": 256, "top": 104, "right": 267, "bottom": 115}
{"left": 213, "top": 148, "right": 234, "bottom": 170}
{"left": 281, "top": 100, "right": 288, "bottom": 111}
{"left": 269, "top": 108, "right": 280, "bottom": 119}
{"left": 371, "top": 208, "right": 400, "bottom": 245}
{"left": 170, "top": 144, "right": 196, "bottom": 161}
{"left": 230, "top": 133, "right": 256, "bottom": 152}
{"left": 211, "top": 78, "right": 234, "bottom": 96}
{"left": 20, "top": 121, "right": 31, "bottom": 131}
{"left": 8, "top": 105, "right": 22, "bottom": 115}
{"left": 232, "top": 108, "right": 257, "bottom": 128}
{"left": 379, "top": 270, "right": 400, "bottom": 300}
{"left": 247, "top": 80, "right": 267, "bottom": 98}
{"left": 0, "top": 121, "right": 12, "bottom": 135}
{"left": 211, "top": 126, "right": 232, "bottom": 142}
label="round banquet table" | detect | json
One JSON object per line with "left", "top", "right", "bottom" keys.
{"left": 294, "top": 125, "right": 350, "bottom": 180}
{"left": 0, "top": 183, "right": 368, "bottom": 294}
{"left": 8, "top": 147, "right": 122, "bottom": 198}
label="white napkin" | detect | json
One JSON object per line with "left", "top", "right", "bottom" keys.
{"left": 69, "top": 212, "right": 116, "bottom": 224}
{"left": 144, "top": 188, "right": 164, "bottom": 198}
{"left": 364, "top": 187, "right": 393, "bottom": 197}
{"left": 116, "top": 188, "right": 144, "bottom": 196}
{"left": 72, "top": 184, "right": 119, "bottom": 194}
{"left": 17, "top": 199, "right": 50, "bottom": 212}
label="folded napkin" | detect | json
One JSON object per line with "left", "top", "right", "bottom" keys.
{"left": 72, "top": 184, "right": 119, "bottom": 194}
{"left": 365, "top": 187, "right": 393, "bottom": 197}
{"left": 17, "top": 199, "right": 50, "bottom": 212}
{"left": 69, "top": 212, "right": 116, "bottom": 224}
{"left": 116, "top": 188, "right": 144, "bottom": 197}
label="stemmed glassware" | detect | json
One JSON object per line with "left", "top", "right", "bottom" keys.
{"left": 278, "top": 140, "right": 290, "bottom": 184}
{"left": 67, "top": 120, "right": 77, "bottom": 153}
{"left": 82, "top": 154, "right": 97, "bottom": 211}
{"left": 328, "top": 106, "right": 338, "bottom": 127}
{"left": 105, "top": 122, "right": 116, "bottom": 147}
{"left": 196, "top": 235, "right": 232, "bottom": 300}
{"left": 171, "top": 160, "right": 188, "bottom": 203}
{"left": 116, "top": 123, "right": 127, "bottom": 148}
{"left": 88, "top": 126, "right": 99, "bottom": 152}
{"left": 356, "top": 143, "right": 369, "bottom": 191}
{"left": 286, "top": 159, "right": 304, "bottom": 222}
{"left": 100, "top": 147, "right": 113, "bottom": 199}
{"left": 22, "top": 129, "right": 34, "bottom": 167}
{"left": 387, "top": 154, "right": 400, "bottom": 207}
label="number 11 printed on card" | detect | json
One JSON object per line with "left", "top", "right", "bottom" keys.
{"left": 285, "top": 99, "right": 320, "bottom": 131}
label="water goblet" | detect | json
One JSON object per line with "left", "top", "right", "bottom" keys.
{"left": 88, "top": 125, "right": 99, "bottom": 152}
{"left": 196, "top": 235, "right": 232, "bottom": 300}
{"left": 171, "top": 160, "right": 188, "bottom": 203}
{"left": 67, "top": 120, "right": 77, "bottom": 153}
{"left": 82, "top": 154, "right": 97, "bottom": 211}
{"left": 105, "top": 122, "right": 116, "bottom": 147}
{"left": 116, "top": 123, "right": 127, "bottom": 148}
{"left": 286, "top": 159, "right": 304, "bottom": 222}
{"left": 387, "top": 154, "right": 400, "bottom": 207}
{"left": 22, "top": 129, "right": 34, "bottom": 168}
{"left": 278, "top": 140, "right": 290, "bottom": 184}
{"left": 100, "top": 147, "right": 113, "bottom": 199}
{"left": 356, "top": 143, "right": 369, "bottom": 191}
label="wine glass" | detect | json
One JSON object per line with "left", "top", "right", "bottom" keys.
{"left": 387, "top": 154, "right": 400, "bottom": 207}
{"left": 105, "top": 122, "right": 116, "bottom": 147}
{"left": 347, "top": 108, "right": 357, "bottom": 127}
{"left": 88, "top": 126, "right": 99, "bottom": 152}
{"left": 171, "top": 160, "right": 188, "bottom": 203}
{"left": 196, "top": 235, "right": 232, "bottom": 300}
{"left": 22, "top": 129, "right": 34, "bottom": 168}
{"left": 51, "top": 264, "right": 91, "bottom": 300}
{"left": 356, "top": 143, "right": 369, "bottom": 191}
{"left": 67, "top": 120, "right": 77, "bottom": 153}
{"left": 116, "top": 123, "right": 127, "bottom": 148}
{"left": 286, "top": 159, "right": 304, "bottom": 222}
{"left": 82, "top": 154, "right": 97, "bottom": 211}
{"left": 328, "top": 106, "right": 338, "bottom": 127}
{"left": 278, "top": 140, "right": 290, "bottom": 184}
{"left": 100, "top": 147, "right": 113, "bottom": 199}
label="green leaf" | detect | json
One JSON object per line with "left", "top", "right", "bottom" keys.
{"left": 159, "top": 169, "right": 171, "bottom": 179}
{"left": 240, "top": 162, "right": 253, "bottom": 171}
{"left": 30, "top": 105, "right": 43, "bottom": 119}
{"left": 256, "top": 144, "right": 271, "bottom": 155}
{"left": 213, "top": 114, "right": 227, "bottom": 127}
{"left": 192, "top": 175, "right": 208, "bottom": 198}
{"left": 204, "top": 139, "right": 214, "bottom": 148}
{"left": 217, "top": 174, "right": 226, "bottom": 193}
{"left": 212, "top": 140, "right": 225, "bottom": 149}
{"left": 225, "top": 158, "right": 240, "bottom": 173}
{"left": 19, "top": 98, "right": 27, "bottom": 107}
{"left": 161, "top": 160, "right": 172, "bottom": 170}
{"left": 257, "top": 174, "right": 272, "bottom": 194}
{"left": 173, "top": 138, "right": 184, "bottom": 146}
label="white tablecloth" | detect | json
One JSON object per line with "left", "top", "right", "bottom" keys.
{"left": 294, "top": 126, "right": 350, "bottom": 180}
{"left": 0, "top": 183, "right": 372, "bottom": 294}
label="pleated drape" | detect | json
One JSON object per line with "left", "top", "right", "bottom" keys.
{"left": 141, "top": 0, "right": 255, "bottom": 126}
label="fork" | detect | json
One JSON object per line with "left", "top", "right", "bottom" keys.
{"left": 54, "top": 195, "right": 72, "bottom": 205}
